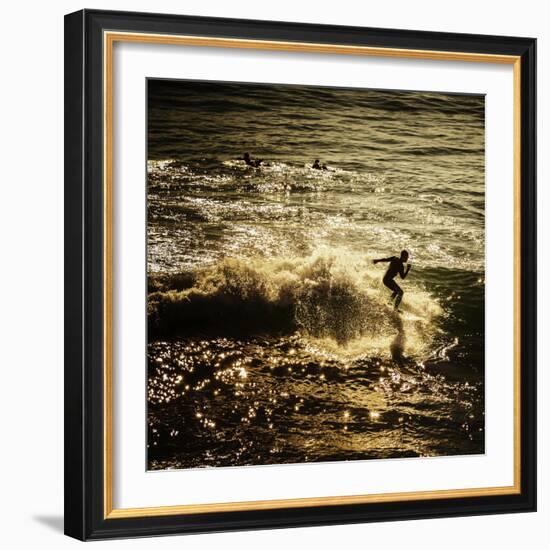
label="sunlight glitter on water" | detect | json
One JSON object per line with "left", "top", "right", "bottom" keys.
{"left": 147, "top": 82, "right": 485, "bottom": 470}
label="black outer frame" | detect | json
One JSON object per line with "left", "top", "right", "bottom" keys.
{"left": 64, "top": 9, "right": 537, "bottom": 541}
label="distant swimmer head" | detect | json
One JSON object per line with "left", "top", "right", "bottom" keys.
{"left": 400, "top": 250, "right": 409, "bottom": 262}
{"left": 243, "top": 152, "right": 256, "bottom": 166}
{"left": 312, "top": 159, "right": 321, "bottom": 169}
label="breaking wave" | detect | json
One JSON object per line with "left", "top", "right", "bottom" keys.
{"left": 148, "top": 251, "right": 442, "bottom": 357}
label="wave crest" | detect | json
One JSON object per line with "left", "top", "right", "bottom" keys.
{"left": 148, "top": 251, "right": 442, "bottom": 355}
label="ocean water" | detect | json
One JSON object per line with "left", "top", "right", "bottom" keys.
{"left": 146, "top": 80, "right": 485, "bottom": 470}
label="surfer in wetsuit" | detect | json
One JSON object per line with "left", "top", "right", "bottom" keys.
{"left": 373, "top": 250, "right": 411, "bottom": 310}
{"left": 312, "top": 159, "right": 328, "bottom": 170}
{"left": 243, "top": 152, "right": 263, "bottom": 168}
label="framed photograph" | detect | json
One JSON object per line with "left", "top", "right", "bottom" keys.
{"left": 64, "top": 9, "right": 536, "bottom": 540}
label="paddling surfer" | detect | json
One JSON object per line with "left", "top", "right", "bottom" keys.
{"left": 312, "top": 159, "right": 328, "bottom": 170}
{"left": 242, "top": 152, "right": 264, "bottom": 167}
{"left": 373, "top": 250, "right": 411, "bottom": 310}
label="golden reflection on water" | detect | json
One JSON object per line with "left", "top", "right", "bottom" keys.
{"left": 147, "top": 333, "right": 484, "bottom": 470}
{"left": 145, "top": 85, "right": 486, "bottom": 471}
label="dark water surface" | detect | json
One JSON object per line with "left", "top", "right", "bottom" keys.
{"left": 146, "top": 80, "right": 485, "bottom": 470}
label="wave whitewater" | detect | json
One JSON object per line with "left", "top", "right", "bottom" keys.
{"left": 148, "top": 251, "right": 442, "bottom": 356}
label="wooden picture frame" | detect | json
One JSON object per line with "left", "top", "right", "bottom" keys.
{"left": 64, "top": 9, "right": 536, "bottom": 540}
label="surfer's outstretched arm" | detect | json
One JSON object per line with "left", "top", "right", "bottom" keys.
{"left": 373, "top": 257, "right": 392, "bottom": 264}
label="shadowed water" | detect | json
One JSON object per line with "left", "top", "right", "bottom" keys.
{"left": 146, "top": 80, "right": 485, "bottom": 470}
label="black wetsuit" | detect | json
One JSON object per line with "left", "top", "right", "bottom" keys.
{"left": 244, "top": 156, "right": 262, "bottom": 167}
{"left": 382, "top": 257, "right": 407, "bottom": 296}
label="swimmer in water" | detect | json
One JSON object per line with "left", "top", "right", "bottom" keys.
{"left": 243, "top": 152, "right": 263, "bottom": 167}
{"left": 373, "top": 250, "right": 412, "bottom": 310}
{"left": 312, "top": 159, "right": 328, "bottom": 170}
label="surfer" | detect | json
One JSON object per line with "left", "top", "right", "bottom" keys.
{"left": 373, "top": 250, "right": 411, "bottom": 310}
{"left": 312, "top": 159, "right": 328, "bottom": 170}
{"left": 243, "top": 152, "right": 264, "bottom": 168}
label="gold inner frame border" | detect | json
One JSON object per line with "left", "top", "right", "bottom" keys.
{"left": 102, "top": 30, "right": 522, "bottom": 519}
